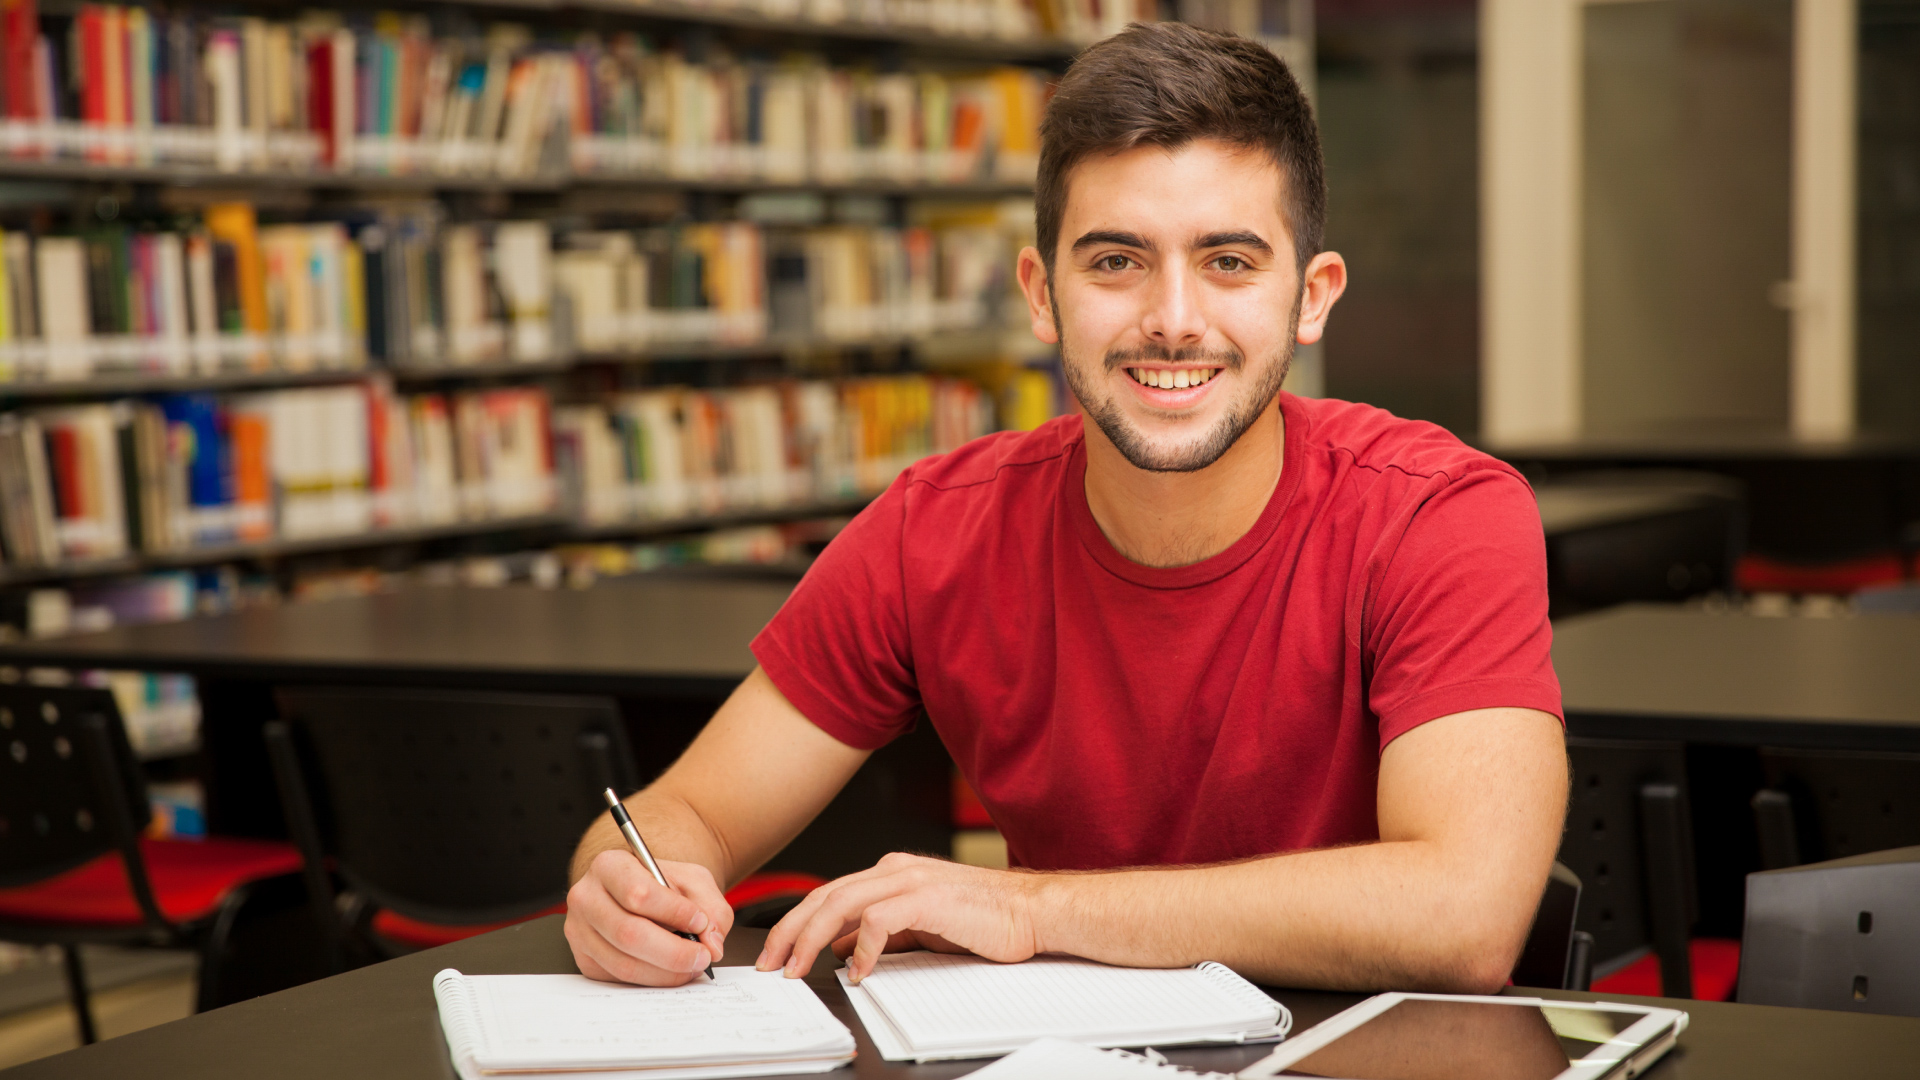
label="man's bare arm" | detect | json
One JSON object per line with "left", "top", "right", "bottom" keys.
{"left": 759, "top": 707, "right": 1567, "bottom": 993}
{"left": 564, "top": 667, "right": 871, "bottom": 985}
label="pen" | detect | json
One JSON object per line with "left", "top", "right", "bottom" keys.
{"left": 601, "top": 788, "right": 714, "bottom": 981}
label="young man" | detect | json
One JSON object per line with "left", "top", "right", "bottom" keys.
{"left": 566, "top": 22, "right": 1566, "bottom": 994}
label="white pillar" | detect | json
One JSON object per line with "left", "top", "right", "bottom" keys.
{"left": 1789, "top": 0, "right": 1857, "bottom": 442}
{"left": 1481, "top": 0, "right": 1584, "bottom": 447}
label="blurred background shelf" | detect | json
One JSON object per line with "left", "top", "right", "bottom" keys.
{"left": 0, "top": 158, "right": 1042, "bottom": 197}
{"left": 564, "top": 497, "right": 871, "bottom": 540}
{"left": 0, "top": 515, "right": 571, "bottom": 587}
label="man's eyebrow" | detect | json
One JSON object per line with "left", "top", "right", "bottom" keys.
{"left": 1071, "top": 230, "right": 1156, "bottom": 253}
{"left": 1194, "top": 231, "right": 1274, "bottom": 256}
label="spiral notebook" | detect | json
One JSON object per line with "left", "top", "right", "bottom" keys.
{"left": 835, "top": 952, "right": 1289, "bottom": 1063}
{"left": 432, "top": 967, "right": 855, "bottom": 1080}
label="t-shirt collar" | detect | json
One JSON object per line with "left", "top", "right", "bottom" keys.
{"left": 1064, "top": 393, "right": 1308, "bottom": 589}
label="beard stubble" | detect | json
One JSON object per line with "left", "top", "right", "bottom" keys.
{"left": 1056, "top": 291, "right": 1303, "bottom": 473}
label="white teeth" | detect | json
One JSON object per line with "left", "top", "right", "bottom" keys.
{"left": 1127, "top": 367, "right": 1220, "bottom": 389}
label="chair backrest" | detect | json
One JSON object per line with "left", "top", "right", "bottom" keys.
{"left": 1752, "top": 748, "right": 1920, "bottom": 870}
{"left": 269, "top": 687, "right": 638, "bottom": 926}
{"left": 1560, "top": 737, "right": 1698, "bottom": 996}
{"left": 0, "top": 683, "right": 149, "bottom": 890}
{"left": 1512, "top": 861, "right": 1584, "bottom": 990}
{"left": 1739, "top": 845, "right": 1920, "bottom": 1016}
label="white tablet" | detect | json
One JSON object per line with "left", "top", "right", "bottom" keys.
{"left": 1236, "top": 993, "right": 1689, "bottom": 1080}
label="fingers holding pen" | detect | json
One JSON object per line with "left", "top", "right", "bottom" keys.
{"left": 565, "top": 868, "right": 715, "bottom": 985}
{"left": 661, "top": 858, "right": 734, "bottom": 962}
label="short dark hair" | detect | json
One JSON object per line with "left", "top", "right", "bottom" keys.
{"left": 1036, "top": 22, "right": 1325, "bottom": 274}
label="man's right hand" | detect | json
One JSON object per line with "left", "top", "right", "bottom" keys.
{"left": 565, "top": 849, "right": 733, "bottom": 986}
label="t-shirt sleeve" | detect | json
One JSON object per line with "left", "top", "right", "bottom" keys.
{"left": 750, "top": 473, "right": 922, "bottom": 751}
{"left": 1364, "top": 465, "right": 1563, "bottom": 750}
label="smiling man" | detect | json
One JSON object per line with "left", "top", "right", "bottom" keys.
{"left": 566, "top": 22, "right": 1567, "bottom": 994}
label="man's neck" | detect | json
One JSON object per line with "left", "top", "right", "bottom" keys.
{"left": 1081, "top": 404, "right": 1285, "bottom": 569}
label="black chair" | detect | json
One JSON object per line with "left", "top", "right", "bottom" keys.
{"left": 1558, "top": 738, "right": 1699, "bottom": 997}
{"left": 1750, "top": 748, "right": 1920, "bottom": 871}
{"left": 1512, "top": 861, "right": 1594, "bottom": 991}
{"left": 0, "top": 684, "right": 316, "bottom": 1042}
{"left": 265, "top": 686, "right": 639, "bottom": 968}
{"left": 1738, "top": 845, "right": 1920, "bottom": 1016}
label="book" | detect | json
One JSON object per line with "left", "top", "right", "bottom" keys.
{"left": 836, "top": 951, "right": 1288, "bottom": 1062}
{"left": 431, "top": 967, "right": 855, "bottom": 1080}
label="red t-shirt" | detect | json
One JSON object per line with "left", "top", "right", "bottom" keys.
{"left": 751, "top": 394, "right": 1562, "bottom": 871}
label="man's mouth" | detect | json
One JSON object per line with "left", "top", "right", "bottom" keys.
{"left": 1125, "top": 367, "right": 1221, "bottom": 389}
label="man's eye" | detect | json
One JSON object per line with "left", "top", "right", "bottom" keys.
{"left": 1214, "top": 256, "right": 1245, "bottom": 272}
{"left": 1100, "top": 255, "right": 1132, "bottom": 271}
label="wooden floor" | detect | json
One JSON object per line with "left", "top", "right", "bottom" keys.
{"left": 0, "top": 946, "right": 197, "bottom": 1072}
{"left": 0, "top": 972, "right": 195, "bottom": 1070}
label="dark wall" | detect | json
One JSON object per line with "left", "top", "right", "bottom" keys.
{"left": 1859, "top": 3, "right": 1920, "bottom": 439}
{"left": 1317, "top": 0, "right": 1481, "bottom": 438}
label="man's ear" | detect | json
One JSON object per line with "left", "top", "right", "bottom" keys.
{"left": 1295, "top": 251, "right": 1348, "bottom": 346}
{"left": 1015, "top": 246, "right": 1060, "bottom": 346}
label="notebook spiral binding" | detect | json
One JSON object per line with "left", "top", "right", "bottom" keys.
{"left": 433, "top": 969, "right": 486, "bottom": 1065}
{"left": 1193, "top": 962, "right": 1294, "bottom": 1041}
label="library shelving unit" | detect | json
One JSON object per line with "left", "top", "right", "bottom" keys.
{"left": 0, "top": 0, "right": 1121, "bottom": 619}
{"left": 0, "top": 0, "right": 1314, "bottom": 634}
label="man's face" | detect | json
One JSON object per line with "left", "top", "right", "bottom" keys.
{"left": 1030, "top": 140, "right": 1303, "bottom": 473}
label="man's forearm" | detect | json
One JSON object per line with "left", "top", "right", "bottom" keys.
{"left": 568, "top": 788, "right": 734, "bottom": 888}
{"left": 1026, "top": 710, "right": 1567, "bottom": 992}
{"left": 1027, "top": 837, "right": 1541, "bottom": 993}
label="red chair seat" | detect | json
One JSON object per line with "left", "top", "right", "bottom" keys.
{"left": 372, "top": 903, "right": 568, "bottom": 950}
{"left": 725, "top": 872, "right": 825, "bottom": 910}
{"left": 0, "top": 838, "right": 303, "bottom": 927}
{"left": 1592, "top": 938, "right": 1742, "bottom": 1001}
{"left": 371, "top": 871, "right": 833, "bottom": 951}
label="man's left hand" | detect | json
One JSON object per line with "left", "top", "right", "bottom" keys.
{"left": 755, "top": 852, "right": 1044, "bottom": 983}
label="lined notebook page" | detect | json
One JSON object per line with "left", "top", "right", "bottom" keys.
{"left": 435, "top": 967, "right": 852, "bottom": 1073}
{"left": 854, "top": 953, "right": 1280, "bottom": 1052}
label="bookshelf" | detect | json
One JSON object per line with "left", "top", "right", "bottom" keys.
{"left": 0, "top": 0, "right": 1079, "bottom": 603}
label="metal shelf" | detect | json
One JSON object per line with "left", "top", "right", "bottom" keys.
{"left": 0, "top": 157, "right": 1037, "bottom": 196}
{"left": 565, "top": 498, "right": 873, "bottom": 541}
{"left": 0, "top": 499, "right": 875, "bottom": 586}
{"left": 0, "top": 360, "right": 577, "bottom": 399}
{"left": 574, "top": 331, "right": 989, "bottom": 363}
{"left": 0, "top": 330, "right": 1033, "bottom": 398}
{"left": 0, "top": 515, "right": 569, "bottom": 587}
{"left": 423, "top": 0, "right": 1082, "bottom": 60}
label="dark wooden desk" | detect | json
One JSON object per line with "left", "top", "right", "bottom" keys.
{"left": 1534, "top": 478, "right": 1741, "bottom": 618}
{"left": 8, "top": 917, "right": 1918, "bottom": 1080}
{"left": 0, "top": 576, "right": 950, "bottom": 880}
{"left": 1554, "top": 604, "right": 1920, "bottom": 752}
{"left": 0, "top": 576, "right": 796, "bottom": 698}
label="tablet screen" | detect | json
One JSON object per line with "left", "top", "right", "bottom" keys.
{"left": 1280, "top": 999, "right": 1656, "bottom": 1080}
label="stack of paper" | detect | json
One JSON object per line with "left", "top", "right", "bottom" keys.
{"left": 433, "top": 968, "right": 855, "bottom": 1080}
{"left": 836, "top": 952, "right": 1288, "bottom": 1062}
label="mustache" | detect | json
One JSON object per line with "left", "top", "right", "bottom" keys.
{"left": 1103, "top": 344, "right": 1245, "bottom": 370}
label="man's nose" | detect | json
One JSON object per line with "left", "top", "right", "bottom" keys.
{"left": 1138, "top": 266, "right": 1208, "bottom": 348}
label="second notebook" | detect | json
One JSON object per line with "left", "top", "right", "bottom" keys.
{"left": 836, "top": 951, "right": 1288, "bottom": 1062}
